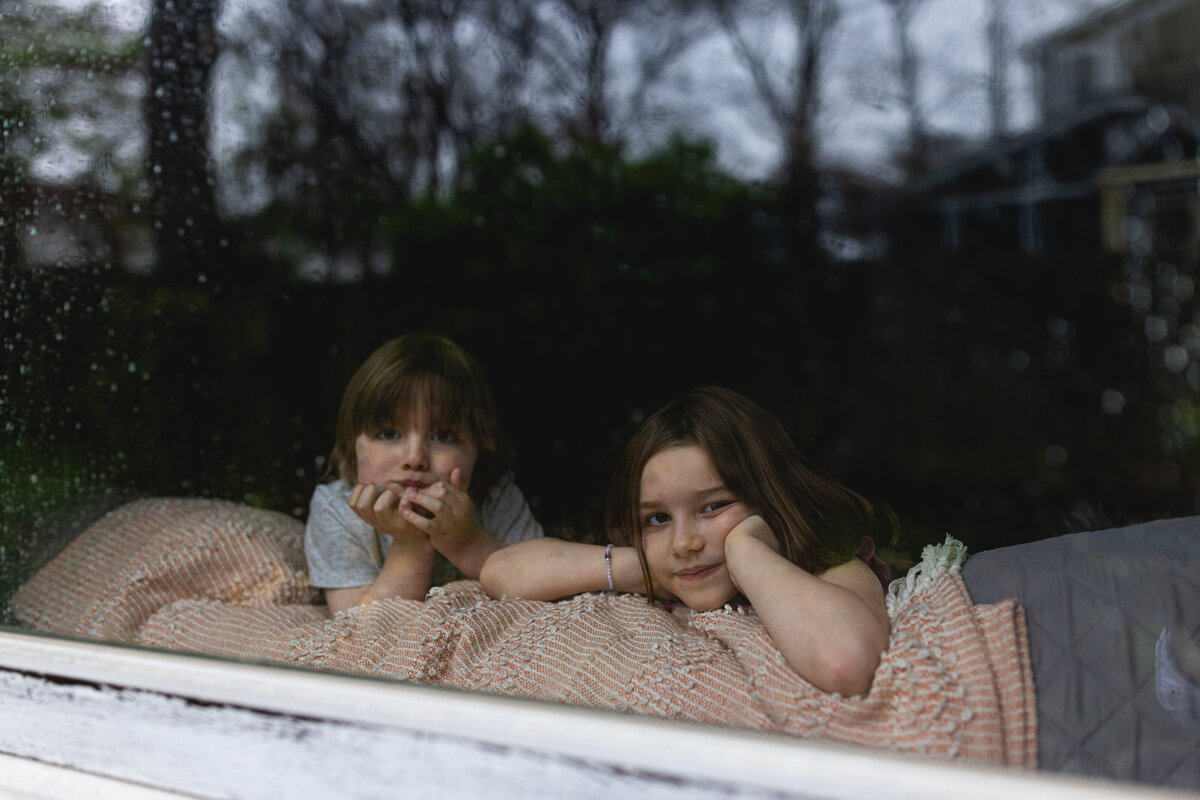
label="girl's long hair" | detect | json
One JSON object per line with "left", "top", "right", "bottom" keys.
{"left": 327, "top": 332, "right": 511, "bottom": 502}
{"left": 604, "top": 387, "right": 896, "bottom": 598}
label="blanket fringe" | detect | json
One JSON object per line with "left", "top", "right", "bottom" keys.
{"left": 885, "top": 534, "right": 968, "bottom": 620}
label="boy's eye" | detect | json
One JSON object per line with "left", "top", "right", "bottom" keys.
{"left": 645, "top": 511, "right": 670, "bottom": 526}
{"left": 377, "top": 429, "right": 399, "bottom": 441}
{"left": 431, "top": 430, "right": 457, "bottom": 443}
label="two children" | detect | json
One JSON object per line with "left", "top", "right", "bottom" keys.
{"left": 307, "top": 336, "right": 891, "bottom": 692}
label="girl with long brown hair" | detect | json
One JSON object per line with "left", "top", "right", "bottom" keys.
{"left": 481, "top": 386, "right": 893, "bottom": 695}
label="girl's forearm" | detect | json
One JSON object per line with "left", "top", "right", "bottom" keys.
{"left": 480, "top": 538, "right": 643, "bottom": 600}
{"left": 726, "top": 533, "right": 888, "bottom": 696}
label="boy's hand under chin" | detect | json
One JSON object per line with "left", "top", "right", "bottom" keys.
{"left": 348, "top": 482, "right": 430, "bottom": 548}
{"left": 394, "top": 468, "right": 503, "bottom": 578}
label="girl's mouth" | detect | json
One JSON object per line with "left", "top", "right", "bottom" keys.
{"left": 676, "top": 563, "right": 721, "bottom": 581}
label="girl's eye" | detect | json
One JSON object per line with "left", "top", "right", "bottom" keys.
{"left": 377, "top": 429, "right": 399, "bottom": 441}
{"left": 431, "top": 430, "right": 457, "bottom": 443}
{"left": 645, "top": 511, "right": 670, "bottom": 526}
{"left": 702, "top": 500, "right": 732, "bottom": 513}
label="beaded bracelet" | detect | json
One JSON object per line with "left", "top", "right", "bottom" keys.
{"left": 604, "top": 543, "right": 614, "bottom": 591}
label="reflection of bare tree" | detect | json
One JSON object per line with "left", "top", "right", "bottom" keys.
{"left": 986, "top": 0, "right": 1010, "bottom": 140}
{"left": 145, "top": 0, "right": 224, "bottom": 283}
{"left": 711, "top": 0, "right": 839, "bottom": 253}
{"left": 546, "top": 0, "right": 629, "bottom": 142}
{"left": 392, "top": 0, "right": 492, "bottom": 195}
{"left": 494, "top": 0, "right": 700, "bottom": 143}
{"left": 880, "top": 0, "right": 931, "bottom": 174}
{"left": 215, "top": 0, "right": 710, "bottom": 279}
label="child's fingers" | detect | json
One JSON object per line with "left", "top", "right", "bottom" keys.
{"left": 404, "top": 498, "right": 436, "bottom": 519}
{"left": 428, "top": 481, "right": 468, "bottom": 507}
{"left": 351, "top": 483, "right": 379, "bottom": 514}
{"left": 409, "top": 491, "right": 445, "bottom": 519}
{"left": 450, "top": 468, "right": 463, "bottom": 489}
{"left": 403, "top": 506, "right": 435, "bottom": 531}
{"left": 373, "top": 486, "right": 401, "bottom": 514}
{"left": 421, "top": 482, "right": 472, "bottom": 517}
{"left": 350, "top": 483, "right": 372, "bottom": 505}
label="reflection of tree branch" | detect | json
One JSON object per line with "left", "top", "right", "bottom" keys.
{"left": 483, "top": 1, "right": 542, "bottom": 132}
{"left": 712, "top": 0, "right": 791, "bottom": 132}
{"left": 986, "top": 0, "right": 1009, "bottom": 140}
{"left": 276, "top": 0, "right": 410, "bottom": 201}
{"left": 542, "top": 0, "right": 626, "bottom": 141}
{"left": 396, "top": 0, "right": 460, "bottom": 193}
{"left": 789, "top": 0, "right": 838, "bottom": 142}
{"left": 626, "top": 7, "right": 709, "bottom": 132}
{"left": 713, "top": 0, "right": 837, "bottom": 187}
{"left": 880, "top": 0, "right": 930, "bottom": 174}
{"left": 144, "top": 0, "right": 225, "bottom": 283}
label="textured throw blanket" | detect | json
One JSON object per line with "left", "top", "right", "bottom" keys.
{"left": 10, "top": 497, "right": 1036, "bottom": 767}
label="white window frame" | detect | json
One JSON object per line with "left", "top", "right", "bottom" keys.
{"left": 0, "top": 627, "right": 1182, "bottom": 800}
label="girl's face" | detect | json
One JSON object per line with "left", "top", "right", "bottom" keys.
{"left": 638, "top": 444, "right": 754, "bottom": 611}
{"left": 354, "top": 404, "right": 478, "bottom": 491}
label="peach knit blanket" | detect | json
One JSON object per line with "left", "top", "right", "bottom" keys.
{"left": 11, "top": 497, "right": 1036, "bottom": 767}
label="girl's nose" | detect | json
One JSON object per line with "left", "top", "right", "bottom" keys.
{"left": 670, "top": 521, "right": 704, "bottom": 556}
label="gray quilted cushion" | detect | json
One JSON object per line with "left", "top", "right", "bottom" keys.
{"left": 961, "top": 517, "right": 1200, "bottom": 790}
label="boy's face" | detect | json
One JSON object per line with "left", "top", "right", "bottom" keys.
{"left": 354, "top": 404, "right": 478, "bottom": 492}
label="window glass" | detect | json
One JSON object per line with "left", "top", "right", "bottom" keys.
{"left": 3, "top": 0, "right": 1198, "bottom": 787}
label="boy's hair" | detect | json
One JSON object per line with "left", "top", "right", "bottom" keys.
{"left": 328, "top": 333, "right": 512, "bottom": 501}
{"left": 604, "top": 386, "right": 896, "bottom": 599}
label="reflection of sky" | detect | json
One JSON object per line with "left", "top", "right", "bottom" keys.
{"left": 29, "top": 0, "right": 1117, "bottom": 188}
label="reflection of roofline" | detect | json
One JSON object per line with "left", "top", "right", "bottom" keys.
{"left": 925, "top": 180, "right": 1095, "bottom": 212}
{"left": 1022, "top": 0, "right": 1196, "bottom": 57}
{"left": 901, "top": 95, "right": 1152, "bottom": 197}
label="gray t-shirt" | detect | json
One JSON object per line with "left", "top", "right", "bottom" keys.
{"left": 304, "top": 471, "right": 544, "bottom": 589}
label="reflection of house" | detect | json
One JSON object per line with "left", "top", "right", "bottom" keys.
{"left": 1027, "top": 0, "right": 1200, "bottom": 120}
{"left": 892, "top": 0, "right": 1200, "bottom": 258}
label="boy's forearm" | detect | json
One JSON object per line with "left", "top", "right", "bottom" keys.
{"left": 366, "top": 539, "right": 435, "bottom": 602}
{"left": 435, "top": 531, "right": 506, "bottom": 580}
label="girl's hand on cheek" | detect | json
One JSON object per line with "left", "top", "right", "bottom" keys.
{"left": 723, "top": 514, "right": 782, "bottom": 595}
{"left": 725, "top": 514, "right": 781, "bottom": 553}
